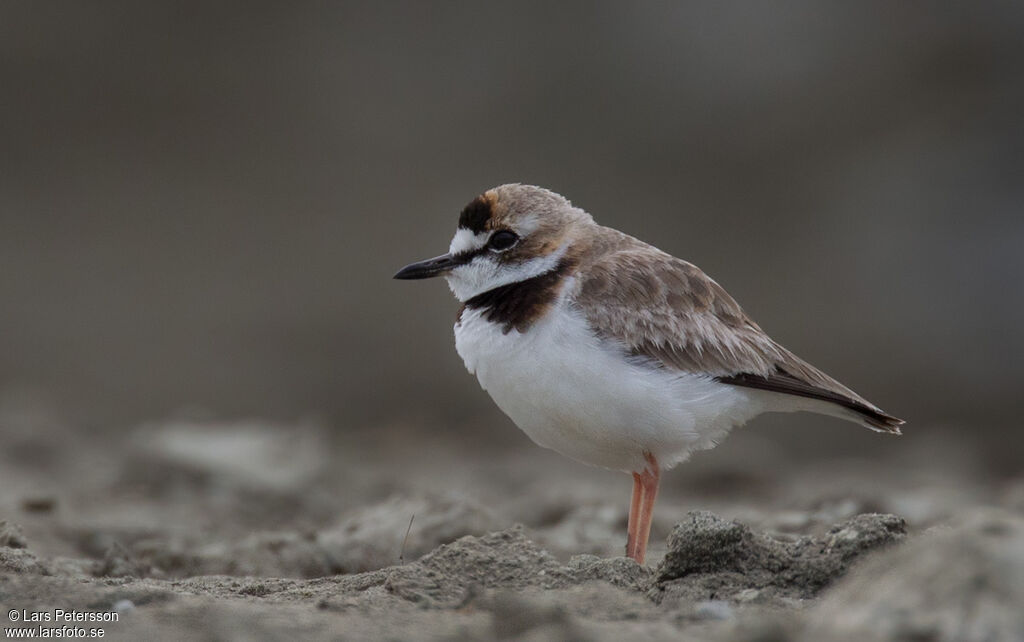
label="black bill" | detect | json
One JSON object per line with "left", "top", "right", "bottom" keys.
{"left": 393, "top": 253, "right": 462, "bottom": 280}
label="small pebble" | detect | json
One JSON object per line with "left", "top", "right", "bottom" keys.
{"left": 21, "top": 497, "right": 57, "bottom": 513}
{"left": 736, "top": 588, "right": 762, "bottom": 603}
{"left": 695, "top": 600, "right": 734, "bottom": 620}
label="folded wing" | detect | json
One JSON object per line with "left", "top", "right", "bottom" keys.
{"left": 570, "top": 230, "right": 903, "bottom": 434}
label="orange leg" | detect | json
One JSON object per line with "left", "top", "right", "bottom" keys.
{"left": 625, "top": 452, "right": 660, "bottom": 565}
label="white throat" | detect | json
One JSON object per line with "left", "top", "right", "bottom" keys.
{"left": 445, "top": 243, "right": 569, "bottom": 302}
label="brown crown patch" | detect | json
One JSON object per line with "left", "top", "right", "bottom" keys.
{"left": 458, "top": 193, "right": 495, "bottom": 233}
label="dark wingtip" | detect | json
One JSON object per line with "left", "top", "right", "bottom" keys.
{"left": 865, "top": 413, "right": 905, "bottom": 435}
{"left": 717, "top": 371, "right": 905, "bottom": 435}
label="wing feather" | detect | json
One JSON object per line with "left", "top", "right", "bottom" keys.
{"left": 569, "top": 229, "right": 903, "bottom": 433}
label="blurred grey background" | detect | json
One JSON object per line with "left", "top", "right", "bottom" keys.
{"left": 2, "top": 2, "right": 1022, "bottom": 465}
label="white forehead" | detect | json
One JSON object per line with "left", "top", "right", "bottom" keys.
{"left": 447, "top": 211, "right": 543, "bottom": 255}
{"left": 449, "top": 228, "right": 488, "bottom": 255}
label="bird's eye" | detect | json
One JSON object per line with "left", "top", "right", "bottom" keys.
{"left": 487, "top": 230, "right": 519, "bottom": 251}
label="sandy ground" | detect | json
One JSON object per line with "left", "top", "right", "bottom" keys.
{"left": 1, "top": 400, "right": 1023, "bottom": 641}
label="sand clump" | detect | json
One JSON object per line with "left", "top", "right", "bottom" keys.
{"left": 0, "top": 509, "right": 950, "bottom": 641}
{"left": 3, "top": 417, "right": 1023, "bottom": 640}
{"left": 804, "top": 509, "right": 1024, "bottom": 642}
{"left": 654, "top": 511, "right": 906, "bottom": 605}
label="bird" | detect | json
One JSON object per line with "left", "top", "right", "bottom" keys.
{"left": 394, "top": 184, "right": 903, "bottom": 565}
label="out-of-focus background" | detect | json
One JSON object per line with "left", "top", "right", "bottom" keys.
{"left": 3, "top": 2, "right": 1023, "bottom": 461}
{"left": 3, "top": 4, "right": 1024, "bottom": 640}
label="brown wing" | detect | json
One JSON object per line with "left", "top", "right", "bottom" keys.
{"left": 570, "top": 228, "right": 903, "bottom": 433}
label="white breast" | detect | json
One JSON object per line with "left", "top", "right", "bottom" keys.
{"left": 453, "top": 295, "right": 764, "bottom": 473}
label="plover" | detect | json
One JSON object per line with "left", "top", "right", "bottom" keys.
{"left": 394, "top": 184, "right": 903, "bottom": 564}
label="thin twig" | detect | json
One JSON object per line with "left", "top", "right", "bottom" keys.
{"left": 399, "top": 513, "right": 415, "bottom": 564}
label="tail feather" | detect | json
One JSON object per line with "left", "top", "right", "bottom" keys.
{"left": 717, "top": 370, "right": 904, "bottom": 435}
{"left": 859, "top": 409, "right": 905, "bottom": 435}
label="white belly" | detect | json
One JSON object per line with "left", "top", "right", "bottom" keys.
{"left": 453, "top": 300, "right": 764, "bottom": 473}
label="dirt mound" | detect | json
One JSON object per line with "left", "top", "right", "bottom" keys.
{"left": 654, "top": 511, "right": 906, "bottom": 604}
{"left": 805, "top": 509, "right": 1024, "bottom": 642}
{"left": 2, "top": 411, "right": 1020, "bottom": 641}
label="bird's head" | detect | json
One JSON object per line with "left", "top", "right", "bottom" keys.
{"left": 393, "top": 184, "right": 593, "bottom": 301}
